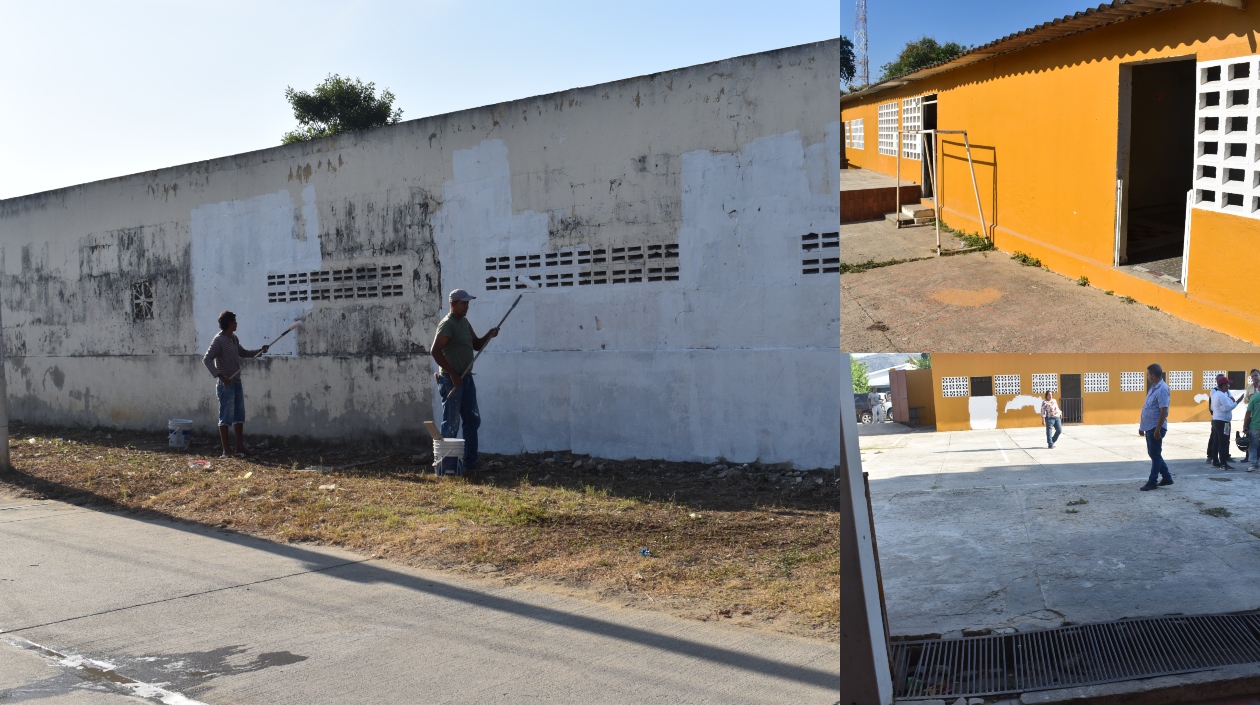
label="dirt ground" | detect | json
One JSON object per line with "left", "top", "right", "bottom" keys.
{"left": 842, "top": 249, "right": 1260, "bottom": 353}
{"left": 840, "top": 218, "right": 964, "bottom": 265}
{"left": 0, "top": 422, "right": 840, "bottom": 640}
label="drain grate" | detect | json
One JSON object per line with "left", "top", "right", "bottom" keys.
{"left": 892, "top": 611, "right": 1260, "bottom": 700}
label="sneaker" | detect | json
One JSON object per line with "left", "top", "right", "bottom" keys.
{"left": 219, "top": 454, "right": 233, "bottom": 459}
{"left": 1048, "top": 443, "right": 1054, "bottom": 449}
{"left": 1158, "top": 478, "right": 1174, "bottom": 486}
{"left": 1140, "top": 483, "right": 1159, "bottom": 491}
{"left": 1249, "top": 466, "right": 1257, "bottom": 472}
{"left": 1223, "top": 463, "right": 1238, "bottom": 471}
{"left": 1212, "top": 462, "right": 1223, "bottom": 468}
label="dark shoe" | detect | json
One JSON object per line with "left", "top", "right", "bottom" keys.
{"left": 1212, "top": 462, "right": 1222, "bottom": 468}
{"left": 1140, "top": 483, "right": 1159, "bottom": 491}
{"left": 1223, "top": 464, "right": 1237, "bottom": 471}
{"left": 1158, "top": 478, "right": 1174, "bottom": 486}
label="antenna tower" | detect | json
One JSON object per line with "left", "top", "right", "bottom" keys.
{"left": 854, "top": 0, "right": 869, "bottom": 86}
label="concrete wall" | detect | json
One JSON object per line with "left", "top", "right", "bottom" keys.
{"left": 932, "top": 353, "right": 1260, "bottom": 432}
{"left": 839, "top": 3, "right": 1260, "bottom": 344}
{"left": 0, "top": 40, "right": 841, "bottom": 469}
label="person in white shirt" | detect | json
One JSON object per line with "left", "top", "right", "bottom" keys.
{"left": 868, "top": 390, "right": 883, "bottom": 423}
{"left": 1041, "top": 391, "right": 1063, "bottom": 448}
{"left": 1208, "top": 374, "right": 1241, "bottom": 470}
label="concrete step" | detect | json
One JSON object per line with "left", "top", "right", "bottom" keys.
{"left": 901, "top": 203, "right": 936, "bottom": 219}
{"left": 885, "top": 210, "right": 936, "bottom": 226}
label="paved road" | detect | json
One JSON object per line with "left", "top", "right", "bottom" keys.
{"left": 0, "top": 489, "right": 839, "bottom": 704}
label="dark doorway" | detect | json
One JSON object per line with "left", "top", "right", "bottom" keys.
{"left": 1061, "top": 374, "right": 1083, "bottom": 424}
{"left": 970, "top": 376, "right": 993, "bottom": 397}
{"left": 1121, "top": 60, "right": 1195, "bottom": 274}
{"left": 922, "top": 94, "right": 938, "bottom": 198}
{"left": 1229, "top": 371, "right": 1246, "bottom": 391}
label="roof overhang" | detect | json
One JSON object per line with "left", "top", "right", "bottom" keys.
{"left": 841, "top": 0, "right": 1244, "bottom": 105}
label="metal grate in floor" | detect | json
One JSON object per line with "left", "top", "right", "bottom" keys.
{"left": 891, "top": 611, "right": 1260, "bottom": 700}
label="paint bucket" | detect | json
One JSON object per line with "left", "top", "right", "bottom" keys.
{"left": 432, "top": 438, "right": 465, "bottom": 477}
{"left": 168, "top": 419, "right": 193, "bottom": 449}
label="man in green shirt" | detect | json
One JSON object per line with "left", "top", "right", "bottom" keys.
{"left": 1245, "top": 372, "right": 1260, "bottom": 472}
{"left": 431, "top": 289, "right": 499, "bottom": 469}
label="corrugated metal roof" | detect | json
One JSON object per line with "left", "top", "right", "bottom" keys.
{"left": 841, "top": 0, "right": 1220, "bottom": 103}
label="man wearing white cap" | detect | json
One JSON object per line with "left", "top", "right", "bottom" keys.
{"left": 431, "top": 289, "right": 499, "bottom": 469}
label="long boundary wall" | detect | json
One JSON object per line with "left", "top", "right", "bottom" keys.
{"left": 0, "top": 40, "right": 842, "bottom": 469}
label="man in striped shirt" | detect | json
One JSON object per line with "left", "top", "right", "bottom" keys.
{"left": 202, "top": 310, "right": 270, "bottom": 458}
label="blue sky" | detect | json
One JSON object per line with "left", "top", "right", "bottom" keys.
{"left": 0, "top": 1, "right": 837, "bottom": 199}
{"left": 845, "top": 1, "right": 1104, "bottom": 82}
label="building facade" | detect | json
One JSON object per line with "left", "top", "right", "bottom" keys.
{"left": 931, "top": 352, "right": 1260, "bottom": 431}
{"left": 0, "top": 40, "right": 842, "bottom": 468}
{"left": 840, "top": 1, "right": 1260, "bottom": 343}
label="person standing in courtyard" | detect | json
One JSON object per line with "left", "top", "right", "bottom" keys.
{"left": 868, "top": 389, "right": 883, "bottom": 423}
{"left": 202, "top": 311, "right": 269, "bottom": 459}
{"left": 431, "top": 289, "right": 499, "bottom": 470}
{"left": 1208, "top": 374, "right": 1241, "bottom": 470}
{"left": 1245, "top": 377, "right": 1260, "bottom": 472}
{"left": 1139, "top": 363, "right": 1173, "bottom": 491}
{"left": 1041, "top": 390, "right": 1063, "bottom": 448}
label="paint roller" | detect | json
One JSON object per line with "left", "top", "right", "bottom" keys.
{"left": 442, "top": 281, "right": 533, "bottom": 400}
{"left": 230, "top": 320, "right": 303, "bottom": 380}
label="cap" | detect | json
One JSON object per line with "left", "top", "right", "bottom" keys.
{"left": 449, "top": 289, "right": 476, "bottom": 303}
{"left": 1218, "top": 374, "right": 1231, "bottom": 387}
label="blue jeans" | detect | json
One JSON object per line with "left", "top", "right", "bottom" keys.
{"left": 1248, "top": 428, "right": 1260, "bottom": 466}
{"left": 1145, "top": 427, "right": 1171, "bottom": 485}
{"left": 216, "top": 380, "right": 245, "bottom": 427}
{"left": 437, "top": 373, "right": 480, "bottom": 466}
{"left": 1045, "top": 417, "right": 1062, "bottom": 446}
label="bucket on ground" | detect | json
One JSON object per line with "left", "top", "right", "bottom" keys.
{"left": 168, "top": 419, "right": 193, "bottom": 449}
{"left": 432, "top": 438, "right": 465, "bottom": 476}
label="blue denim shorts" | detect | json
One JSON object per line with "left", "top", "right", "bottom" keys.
{"left": 217, "top": 380, "right": 245, "bottom": 426}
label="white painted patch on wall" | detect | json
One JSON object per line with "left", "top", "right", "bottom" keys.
{"left": 431, "top": 131, "right": 840, "bottom": 468}
{"left": 1004, "top": 395, "right": 1043, "bottom": 413}
{"left": 969, "top": 396, "right": 998, "bottom": 430}
{"left": 190, "top": 188, "right": 320, "bottom": 357}
{"left": 1194, "top": 393, "right": 1209, "bottom": 405}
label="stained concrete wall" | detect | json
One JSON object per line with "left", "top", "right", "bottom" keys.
{"left": 0, "top": 40, "right": 841, "bottom": 469}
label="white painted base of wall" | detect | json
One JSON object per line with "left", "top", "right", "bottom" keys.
{"left": 435, "top": 348, "right": 840, "bottom": 469}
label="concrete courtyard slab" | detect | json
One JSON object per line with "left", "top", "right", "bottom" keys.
{"left": 860, "top": 422, "right": 1260, "bottom": 639}
{"left": 0, "top": 489, "right": 839, "bottom": 704}
{"left": 840, "top": 253, "right": 1260, "bottom": 352}
{"left": 840, "top": 218, "right": 963, "bottom": 265}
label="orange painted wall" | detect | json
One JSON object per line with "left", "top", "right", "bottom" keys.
{"left": 841, "top": 101, "right": 921, "bottom": 182}
{"left": 840, "top": 3, "right": 1260, "bottom": 342}
{"left": 930, "top": 353, "right": 1260, "bottom": 432}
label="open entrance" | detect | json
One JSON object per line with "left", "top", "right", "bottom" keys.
{"left": 920, "top": 94, "right": 938, "bottom": 198}
{"left": 1060, "top": 374, "right": 1082, "bottom": 424}
{"left": 1118, "top": 59, "right": 1196, "bottom": 281}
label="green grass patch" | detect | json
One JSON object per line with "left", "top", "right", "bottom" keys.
{"left": 1077, "top": 275, "right": 1089, "bottom": 286}
{"left": 840, "top": 256, "right": 933, "bottom": 274}
{"left": 1011, "top": 251, "right": 1042, "bottom": 267}
{"left": 1201, "top": 507, "right": 1232, "bottom": 518}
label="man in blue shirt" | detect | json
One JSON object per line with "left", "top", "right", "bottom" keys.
{"left": 1139, "top": 363, "right": 1173, "bottom": 491}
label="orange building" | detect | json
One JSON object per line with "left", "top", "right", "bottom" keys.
{"left": 840, "top": 1, "right": 1260, "bottom": 343}
{"left": 930, "top": 353, "right": 1260, "bottom": 431}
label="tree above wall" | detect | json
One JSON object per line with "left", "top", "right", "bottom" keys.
{"left": 282, "top": 74, "right": 403, "bottom": 145}
{"left": 840, "top": 36, "right": 856, "bottom": 86}
{"left": 879, "top": 37, "right": 968, "bottom": 82}
{"left": 851, "top": 357, "right": 871, "bottom": 393}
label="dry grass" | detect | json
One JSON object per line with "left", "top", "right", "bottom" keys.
{"left": 0, "top": 423, "right": 839, "bottom": 638}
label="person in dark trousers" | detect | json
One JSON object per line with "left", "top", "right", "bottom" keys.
{"left": 202, "top": 311, "right": 269, "bottom": 459}
{"left": 1139, "top": 363, "right": 1173, "bottom": 491}
{"left": 431, "top": 289, "right": 499, "bottom": 470}
{"left": 1244, "top": 373, "right": 1260, "bottom": 472}
{"left": 1208, "top": 374, "right": 1241, "bottom": 470}
{"left": 1041, "top": 391, "right": 1063, "bottom": 448}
